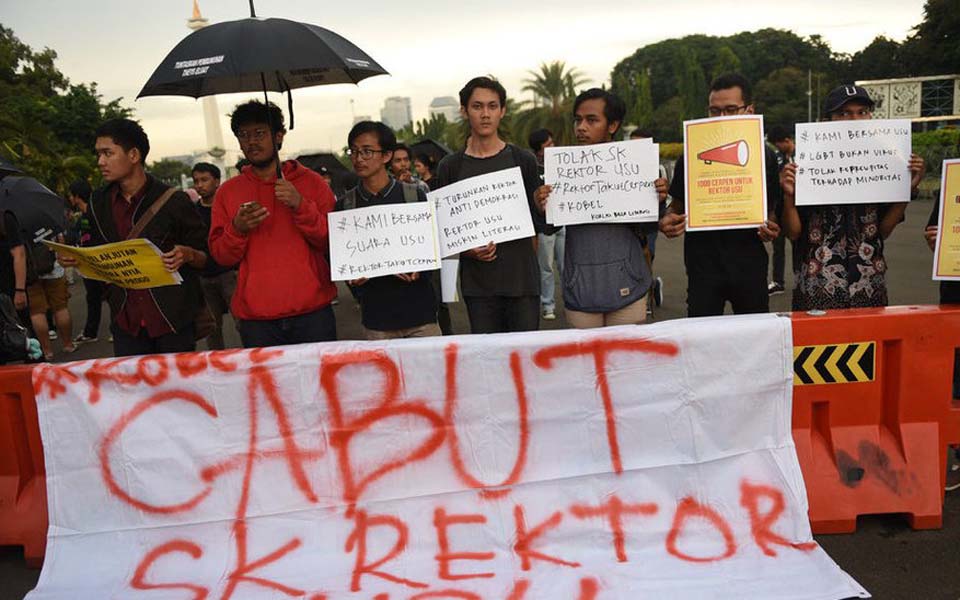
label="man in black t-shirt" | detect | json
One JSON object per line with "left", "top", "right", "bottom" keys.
{"left": 660, "top": 73, "right": 781, "bottom": 317}
{"left": 0, "top": 211, "right": 29, "bottom": 327}
{"left": 434, "top": 76, "right": 548, "bottom": 333}
{"left": 342, "top": 121, "right": 439, "bottom": 339}
{"left": 192, "top": 162, "right": 237, "bottom": 350}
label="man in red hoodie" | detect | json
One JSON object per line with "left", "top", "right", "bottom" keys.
{"left": 209, "top": 101, "right": 337, "bottom": 347}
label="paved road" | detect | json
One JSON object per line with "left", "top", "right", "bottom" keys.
{"left": 2, "top": 197, "right": 957, "bottom": 598}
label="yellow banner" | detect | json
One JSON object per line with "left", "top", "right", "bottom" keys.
{"left": 683, "top": 115, "right": 767, "bottom": 231}
{"left": 933, "top": 159, "right": 960, "bottom": 280}
{"left": 43, "top": 239, "right": 183, "bottom": 290}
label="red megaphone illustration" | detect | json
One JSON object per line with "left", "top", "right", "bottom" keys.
{"left": 697, "top": 140, "right": 749, "bottom": 167}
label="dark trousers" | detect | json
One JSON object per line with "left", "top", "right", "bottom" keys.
{"left": 687, "top": 262, "right": 769, "bottom": 318}
{"left": 237, "top": 306, "right": 337, "bottom": 349}
{"left": 82, "top": 278, "right": 105, "bottom": 338}
{"left": 771, "top": 236, "right": 800, "bottom": 286}
{"left": 464, "top": 295, "right": 540, "bottom": 334}
{"left": 112, "top": 322, "right": 196, "bottom": 357}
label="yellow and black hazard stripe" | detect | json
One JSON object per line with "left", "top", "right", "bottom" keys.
{"left": 793, "top": 342, "right": 875, "bottom": 385}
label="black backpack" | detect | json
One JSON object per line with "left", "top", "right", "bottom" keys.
{"left": 25, "top": 236, "right": 56, "bottom": 284}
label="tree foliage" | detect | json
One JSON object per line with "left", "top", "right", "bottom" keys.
{"left": 0, "top": 25, "right": 132, "bottom": 193}
{"left": 610, "top": 1, "right": 957, "bottom": 141}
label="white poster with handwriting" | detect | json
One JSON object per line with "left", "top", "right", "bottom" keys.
{"left": 795, "top": 119, "right": 912, "bottom": 206}
{"left": 328, "top": 202, "right": 440, "bottom": 281}
{"left": 544, "top": 140, "right": 661, "bottom": 225}
{"left": 429, "top": 166, "right": 535, "bottom": 258}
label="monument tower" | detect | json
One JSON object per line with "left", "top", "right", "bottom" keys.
{"left": 187, "top": 0, "right": 226, "bottom": 173}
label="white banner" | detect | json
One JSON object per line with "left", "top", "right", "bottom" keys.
{"left": 429, "top": 166, "right": 535, "bottom": 258}
{"left": 545, "top": 140, "right": 660, "bottom": 225}
{"left": 795, "top": 119, "right": 912, "bottom": 206}
{"left": 28, "top": 315, "right": 867, "bottom": 599}
{"left": 328, "top": 203, "right": 440, "bottom": 281}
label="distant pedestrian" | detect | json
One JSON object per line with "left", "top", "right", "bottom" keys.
{"left": 66, "top": 179, "right": 105, "bottom": 345}
{"left": 192, "top": 162, "right": 237, "bottom": 350}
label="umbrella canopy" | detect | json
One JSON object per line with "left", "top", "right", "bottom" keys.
{"left": 137, "top": 18, "right": 388, "bottom": 100}
{"left": 0, "top": 156, "right": 21, "bottom": 178}
{"left": 0, "top": 176, "right": 67, "bottom": 243}
{"left": 410, "top": 139, "right": 452, "bottom": 166}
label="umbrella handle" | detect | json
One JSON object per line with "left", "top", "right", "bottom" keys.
{"left": 248, "top": 0, "right": 256, "bottom": 18}
{"left": 260, "top": 73, "right": 283, "bottom": 180}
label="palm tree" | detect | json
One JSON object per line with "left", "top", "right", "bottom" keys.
{"left": 515, "top": 61, "right": 589, "bottom": 146}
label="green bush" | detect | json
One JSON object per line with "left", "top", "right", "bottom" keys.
{"left": 913, "top": 128, "right": 960, "bottom": 177}
{"left": 660, "top": 143, "right": 683, "bottom": 161}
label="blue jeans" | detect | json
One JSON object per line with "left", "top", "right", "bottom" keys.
{"left": 237, "top": 306, "right": 337, "bottom": 348}
{"left": 537, "top": 229, "right": 565, "bottom": 311}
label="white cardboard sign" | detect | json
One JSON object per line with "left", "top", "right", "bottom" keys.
{"left": 27, "top": 316, "right": 867, "bottom": 599}
{"left": 429, "top": 166, "right": 535, "bottom": 257}
{"left": 795, "top": 119, "right": 912, "bottom": 206}
{"left": 545, "top": 140, "right": 661, "bottom": 225}
{"left": 328, "top": 202, "right": 440, "bottom": 281}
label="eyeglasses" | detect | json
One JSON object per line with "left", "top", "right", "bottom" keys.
{"left": 347, "top": 147, "right": 385, "bottom": 160}
{"left": 835, "top": 108, "right": 872, "bottom": 118}
{"left": 236, "top": 128, "right": 270, "bottom": 142}
{"left": 707, "top": 105, "right": 749, "bottom": 117}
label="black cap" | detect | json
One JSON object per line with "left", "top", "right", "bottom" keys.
{"left": 823, "top": 85, "right": 875, "bottom": 115}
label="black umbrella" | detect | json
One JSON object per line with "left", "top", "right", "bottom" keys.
{"left": 0, "top": 156, "right": 21, "bottom": 178}
{"left": 0, "top": 176, "right": 67, "bottom": 244}
{"left": 137, "top": 2, "right": 388, "bottom": 153}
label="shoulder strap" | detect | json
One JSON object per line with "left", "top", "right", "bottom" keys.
{"left": 400, "top": 182, "right": 419, "bottom": 203}
{"left": 448, "top": 151, "right": 465, "bottom": 183}
{"left": 127, "top": 187, "right": 176, "bottom": 240}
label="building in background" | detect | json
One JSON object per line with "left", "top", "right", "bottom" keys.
{"left": 380, "top": 97, "right": 413, "bottom": 130}
{"left": 429, "top": 96, "right": 461, "bottom": 123}
{"left": 857, "top": 74, "right": 960, "bottom": 130}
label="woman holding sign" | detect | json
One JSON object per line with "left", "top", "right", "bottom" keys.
{"left": 780, "top": 85, "right": 925, "bottom": 311}
{"left": 535, "top": 89, "right": 669, "bottom": 328}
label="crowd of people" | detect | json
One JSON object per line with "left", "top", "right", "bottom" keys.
{"left": 3, "top": 72, "right": 958, "bottom": 348}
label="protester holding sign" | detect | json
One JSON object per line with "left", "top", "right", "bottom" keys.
{"left": 659, "top": 73, "right": 781, "bottom": 317}
{"left": 209, "top": 101, "right": 338, "bottom": 348}
{"left": 58, "top": 118, "right": 209, "bottom": 357}
{"left": 535, "top": 89, "right": 668, "bottom": 327}
{"left": 433, "top": 76, "right": 547, "bottom": 333}
{"left": 780, "top": 85, "right": 925, "bottom": 310}
{"left": 339, "top": 121, "right": 440, "bottom": 340}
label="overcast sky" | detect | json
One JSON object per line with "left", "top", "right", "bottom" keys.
{"left": 4, "top": 0, "right": 927, "bottom": 160}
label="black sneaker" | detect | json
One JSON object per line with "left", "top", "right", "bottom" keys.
{"left": 767, "top": 282, "right": 785, "bottom": 296}
{"left": 73, "top": 333, "right": 98, "bottom": 344}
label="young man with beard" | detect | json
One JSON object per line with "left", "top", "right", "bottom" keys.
{"left": 434, "top": 76, "right": 547, "bottom": 333}
{"left": 209, "top": 101, "right": 337, "bottom": 348}
{"left": 659, "top": 73, "right": 782, "bottom": 317}
{"left": 534, "top": 89, "right": 669, "bottom": 327}
{"left": 58, "top": 118, "right": 209, "bottom": 356}
{"left": 340, "top": 121, "right": 439, "bottom": 339}
{"left": 779, "top": 85, "right": 925, "bottom": 310}
{"left": 192, "top": 162, "right": 237, "bottom": 350}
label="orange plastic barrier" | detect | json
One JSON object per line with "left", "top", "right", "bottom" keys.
{"left": 0, "top": 364, "right": 46, "bottom": 567}
{"left": 791, "top": 306, "right": 960, "bottom": 534}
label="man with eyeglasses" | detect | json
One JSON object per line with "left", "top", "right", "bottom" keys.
{"left": 209, "top": 100, "right": 338, "bottom": 348}
{"left": 338, "top": 121, "right": 440, "bottom": 340}
{"left": 778, "top": 84, "right": 925, "bottom": 311}
{"left": 660, "top": 73, "right": 782, "bottom": 317}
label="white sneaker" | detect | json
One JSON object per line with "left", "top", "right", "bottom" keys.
{"left": 542, "top": 309, "right": 556, "bottom": 321}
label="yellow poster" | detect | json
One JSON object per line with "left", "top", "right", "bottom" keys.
{"left": 683, "top": 115, "right": 767, "bottom": 231}
{"left": 933, "top": 159, "right": 960, "bottom": 281}
{"left": 43, "top": 239, "right": 183, "bottom": 290}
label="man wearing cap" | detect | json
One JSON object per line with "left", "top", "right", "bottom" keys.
{"left": 779, "top": 84, "right": 925, "bottom": 310}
